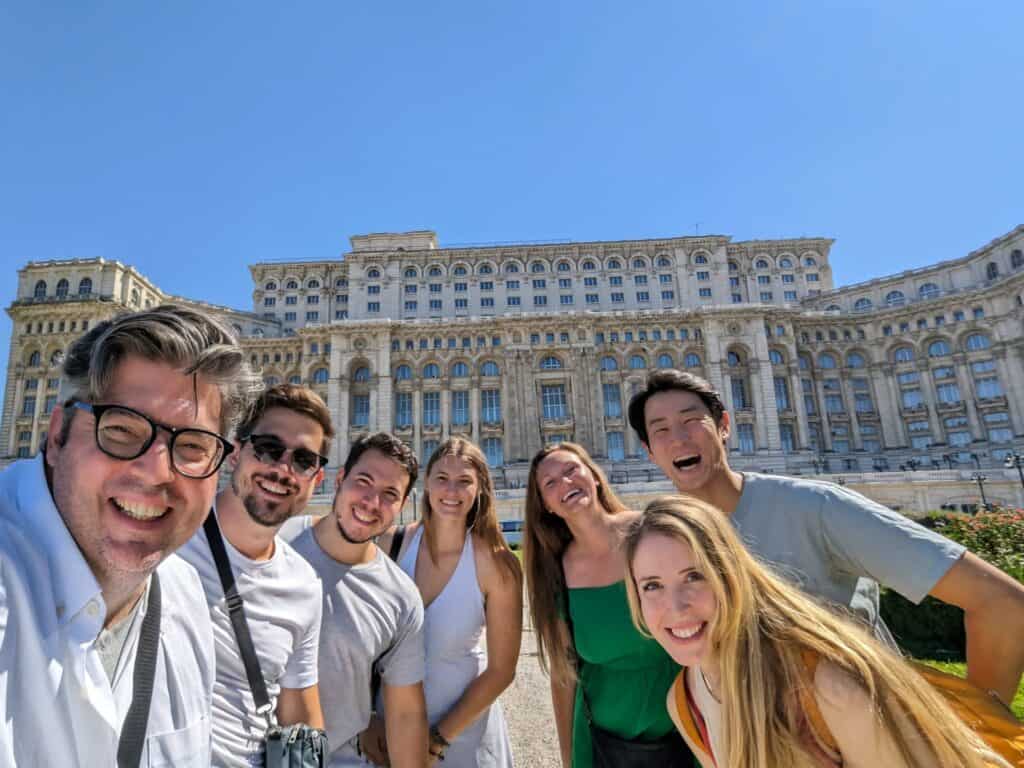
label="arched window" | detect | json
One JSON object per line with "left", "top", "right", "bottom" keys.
{"left": 919, "top": 283, "right": 940, "bottom": 299}
{"left": 312, "top": 367, "right": 329, "bottom": 384}
{"left": 804, "top": 256, "right": 817, "bottom": 267}
{"left": 289, "top": 375, "right": 302, "bottom": 385}
{"left": 451, "top": 361, "right": 469, "bottom": 377}
{"left": 504, "top": 263, "right": 519, "bottom": 273}
{"left": 817, "top": 353, "right": 837, "bottom": 369}
{"left": 600, "top": 356, "right": 618, "bottom": 371}
{"left": 607, "top": 259, "right": 621, "bottom": 270}
{"left": 694, "top": 254, "right": 708, "bottom": 265}
{"left": 353, "top": 366, "right": 371, "bottom": 382}
{"left": 423, "top": 363, "right": 440, "bottom": 379}
{"left": 78, "top": 277, "right": 93, "bottom": 295}
{"left": 885, "top": 290, "right": 905, "bottom": 306}
{"left": 582, "top": 260, "right": 596, "bottom": 271}
{"left": 629, "top": 355, "right": 646, "bottom": 370}
{"left": 130, "top": 289, "right": 140, "bottom": 306}
{"left": 479, "top": 264, "right": 493, "bottom": 275}
{"left": 755, "top": 259, "right": 769, "bottom": 269}
{"left": 540, "top": 356, "right": 563, "bottom": 370}
{"left": 846, "top": 352, "right": 865, "bottom": 368}
{"left": 986, "top": 262, "right": 999, "bottom": 280}
{"left": 33, "top": 280, "right": 46, "bottom": 298}
{"left": 335, "top": 278, "right": 347, "bottom": 287}
{"left": 264, "top": 376, "right": 280, "bottom": 386}
{"left": 769, "top": 349, "right": 784, "bottom": 365}
{"left": 308, "top": 279, "right": 321, "bottom": 288}
{"left": 657, "top": 353, "right": 673, "bottom": 368}
{"left": 28, "top": 351, "right": 41, "bottom": 367}
{"left": 55, "top": 279, "right": 69, "bottom": 298}
{"left": 531, "top": 262, "right": 546, "bottom": 273}
{"left": 1012, "top": 249, "right": 1023, "bottom": 269}
{"left": 264, "top": 281, "right": 277, "bottom": 290}
{"left": 779, "top": 257, "right": 793, "bottom": 269}
{"left": 728, "top": 261, "right": 739, "bottom": 273}
{"left": 727, "top": 351, "right": 742, "bottom": 367}
{"left": 365, "top": 269, "right": 380, "bottom": 280}
{"left": 632, "top": 258, "right": 646, "bottom": 270}
{"left": 684, "top": 353, "right": 702, "bottom": 368}
{"left": 798, "top": 354, "right": 811, "bottom": 370}
{"left": 286, "top": 280, "right": 299, "bottom": 289}
{"left": 480, "top": 361, "right": 500, "bottom": 377}
{"left": 826, "top": 305, "right": 841, "bottom": 313}
{"left": 853, "top": 298, "right": 872, "bottom": 312}
{"left": 404, "top": 268, "right": 417, "bottom": 278}
{"left": 453, "top": 266, "right": 467, "bottom": 276}
{"left": 965, "top": 333, "right": 990, "bottom": 351}
{"left": 395, "top": 365, "right": 412, "bottom": 381}
{"left": 429, "top": 266, "right": 443, "bottom": 277}
{"left": 557, "top": 262, "right": 571, "bottom": 272}
{"left": 893, "top": 346, "right": 915, "bottom": 363}
{"left": 928, "top": 340, "right": 951, "bottom": 357}
{"left": 657, "top": 256, "right": 671, "bottom": 267}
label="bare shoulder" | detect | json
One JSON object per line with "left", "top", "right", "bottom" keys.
{"left": 813, "top": 658, "right": 874, "bottom": 717}
{"left": 472, "top": 534, "right": 523, "bottom": 593}
{"left": 380, "top": 520, "right": 420, "bottom": 558}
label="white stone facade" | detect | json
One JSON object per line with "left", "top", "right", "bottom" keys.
{"left": 5, "top": 228, "right": 1024, "bottom": 504}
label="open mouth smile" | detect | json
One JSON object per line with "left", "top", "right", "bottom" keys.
{"left": 255, "top": 477, "right": 292, "bottom": 497}
{"left": 666, "top": 621, "right": 707, "bottom": 642}
{"left": 112, "top": 497, "right": 170, "bottom": 521}
{"left": 672, "top": 454, "right": 701, "bottom": 471}
{"left": 561, "top": 488, "right": 584, "bottom": 503}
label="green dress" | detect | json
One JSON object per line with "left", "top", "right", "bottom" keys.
{"left": 568, "top": 581, "right": 692, "bottom": 768}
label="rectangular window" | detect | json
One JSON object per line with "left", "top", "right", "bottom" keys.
{"left": 773, "top": 377, "right": 790, "bottom": 410}
{"left": 584, "top": 277, "right": 598, "bottom": 287}
{"left": 971, "top": 360, "right": 996, "bottom": 374}
{"left": 482, "top": 437, "right": 504, "bottom": 467}
{"left": 611, "top": 292, "right": 624, "bottom": 303}
{"left": 660, "top": 274, "right": 672, "bottom": 284}
{"left": 559, "top": 278, "right": 572, "bottom": 289}
{"left": 507, "top": 296, "right": 520, "bottom": 306}
{"left": 897, "top": 371, "right": 920, "bottom": 385}
{"left": 481, "top": 389, "right": 501, "bottom": 423}
{"left": 430, "top": 299, "right": 442, "bottom": 311}
{"left": 634, "top": 275, "right": 647, "bottom": 285}
{"left": 366, "top": 286, "right": 379, "bottom": 296}
{"left": 306, "top": 311, "right": 320, "bottom": 320}
{"left": 606, "top": 431, "right": 625, "bottom": 461}
{"left": 854, "top": 392, "right": 874, "bottom": 413}
{"left": 422, "top": 392, "right": 440, "bottom": 426}
{"left": 936, "top": 382, "right": 961, "bottom": 403}
{"left": 532, "top": 279, "right": 546, "bottom": 289}
{"left": 636, "top": 292, "right": 650, "bottom": 302}
{"left": 901, "top": 389, "right": 923, "bottom": 408}
{"left": 737, "top": 423, "right": 755, "bottom": 454}
{"left": 975, "top": 377, "right": 1003, "bottom": 398}
{"left": 825, "top": 394, "right": 845, "bottom": 414}
{"left": 988, "top": 427, "right": 1013, "bottom": 443}
{"left": 430, "top": 283, "right": 442, "bottom": 293}
{"left": 506, "top": 280, "right": 520, "bottom": 290}
{"left": 948, "top": 431, "right": 971, "bottom": 447}
{"left": 603, "top": 383, "right": 623, "bottom": 419}
{"left": 760, "top": 292, "right": 773, "bottom": 302}
{"left": 907, "top": 420, "right": 930, "bottom": 433}
{"left": 662, "top": 290, "right": 675, "bottom": 301}
{"left": 405, "top": 285, "right": 417, "bottom": 294}
{"left": 953, "top": 310, "right": 965, "bottom": 321}
{"left": 481, "top": 297, "right": 494, "bottom": 308}
{"left": 911, "top": 435, "right": 932, "bottom": 450}
{"left": 609, "top": 276, "right": 623, "bottom": 286}
{"left": 394, "top": 393, "right": 413, "bottom": 427}
{"left": 404, "top": 301, "right": 417, "bottom": 311}
{"left": 699, "top": 288, "right": 712, "bottom": 297}
{"left": 352, "top": 395, "right": 370, "bottom": 427}
{"left": 806, "top": 273, "right": 820, "bottom": 282}
{"left": 454, "top": 282, "right": 467, "bottom": 292}
{"left": 973, "top": 307, "right": 984, "bottom": 318}
{"left": 263, "top": 297, "right": 276, "bottom": 307}
{"left": 534, "top": 295, "right": 548, "bottom": 306}
{"left": 366, "top": 303, "right": 379, "bottom": 314}
{"left": 732, "top": 294, "right": 743, "bottom": 303}
{"left": 453, "top": 298, "right": 467, "bottom": 309}
{"left": 933, "top": 366, "right": 955, "bottom": 379}
{"left": 784, "top": 291, "right": 797, "bottom": 301}
{"left": 730, "top": 377, "right": 749, "bottom": 409}
{"left": 451, "top": 391, "right": 470, "bottom": 425}
{"left": 334, "top": 310, "right": 347, "bottom": 320}
{"left": 782, "top": 274, "right": 795, "bottom": 283}
{"left": 43, "top": 395, "right": 57, "bottom": 414}
{"left": 307, "top": 295, "right": 320, "bottom": 304}
{"left": 586, "top": 293, "right": 600, "bottom": 304}
{"left": 729, "top": 276, "right": 740, "bottom": 287}
{"left": 780, "top": 423, "right": 795, "bottom": 453}
{"left": 697, "top": 271, "right": 710, "bottom": 281}
{"left": 21, "top": 396, "right": 36, "bottom": 416}
{"left": 480, "top": 281, "right": 493, "bottom": 291}
{"left": 541, "top": 384, "right": 568, "bottom": 420}
{"left": 561, "top": 295, "right": 574, "bottom": 305}
{"left": 757, "top": 275, "right": 771, "bottom": 285}
{"left": 285, "top": 312, "right": 297, "bottom": 321}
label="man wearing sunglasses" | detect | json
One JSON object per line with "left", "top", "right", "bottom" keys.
{"left": 0, "top": 304, "right": 261, "bottom": 767}
{"left": 179, "top": 384, "right": 333, "bottom": 767}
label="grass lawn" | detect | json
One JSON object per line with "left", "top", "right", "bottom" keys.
{"left": 918, "top": 660, "right": 1024, "bottom": 720}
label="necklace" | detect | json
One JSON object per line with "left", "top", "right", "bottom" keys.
{"left": 699, "top": 666, "right": 721, "bottom": 703}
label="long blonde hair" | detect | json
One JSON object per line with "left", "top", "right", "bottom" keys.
{"left": 623, "top": 496, "right": 1010, "bottom": 768}
{"left": 523, "top": 442, "right": 629, "bottom": 688}
{"left": 421, "top": 437, "right": 519, "bottom": 583}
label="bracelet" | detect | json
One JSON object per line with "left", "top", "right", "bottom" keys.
{"left": 429, "top": 725, "right": 450, "bottom": 760}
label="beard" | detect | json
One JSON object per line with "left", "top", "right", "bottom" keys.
{"left": 233, "top": 472, "right": 296, "bottom": 529}
{"left": 336, "top": 515, "right": 375, "bottom": 545}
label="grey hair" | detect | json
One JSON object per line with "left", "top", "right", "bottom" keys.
{"left": 60, "top": 303, "right": 263, "bottom": 436}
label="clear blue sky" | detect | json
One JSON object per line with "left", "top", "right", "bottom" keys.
{"left": 2, "top": 1, "right": 1022, "bottom": 387}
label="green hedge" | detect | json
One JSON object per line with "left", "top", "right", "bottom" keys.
{"left": 880, "top": 508, "right": 1024, "bottom": 661}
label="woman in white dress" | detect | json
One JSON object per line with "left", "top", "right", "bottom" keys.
{"left": 380, "top": 437, "right": 522, "bottom": 766}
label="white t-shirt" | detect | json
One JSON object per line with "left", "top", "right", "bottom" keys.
{"left": 0, "top": 456, "right": 214, "bottom": 768}
{"left": 179, "top": 510, "right": 322, "bottom": 768}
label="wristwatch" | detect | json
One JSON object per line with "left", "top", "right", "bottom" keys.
{"left": 429, "top": 725, "right": 450, "bottom": 760}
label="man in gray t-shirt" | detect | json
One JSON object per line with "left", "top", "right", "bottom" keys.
{"left": 281, "top": 433, "right": 428, "bottom": 768}
{"left": 627, "top": 369, "right": 1024, "bottom": 705}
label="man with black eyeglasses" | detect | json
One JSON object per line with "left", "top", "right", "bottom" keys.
{"left": 179, "top": 384, "right": 334, "bottom": 767}
{"left": 0, "top": 304, "right": 261, "bottom": 767}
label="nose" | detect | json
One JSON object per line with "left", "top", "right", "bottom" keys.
{"left": 131, "top": 433, "right": 176, "bottom": 485}
{"left": 671, "top": 582, "right": 692, "bottom": 612}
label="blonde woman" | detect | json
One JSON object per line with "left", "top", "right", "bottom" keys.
{"left": 524, "top": 443, "right": 691, "bottom": 768}
{"left": 624, "top": 495, "right": 1014, "bottom": 768}
{"left": 380, "top": 437, "right": 522, "bottom": 766}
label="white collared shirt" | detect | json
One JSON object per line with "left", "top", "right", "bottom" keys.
{"left": 0, "top": 456, "right": 215, "bottom": 767}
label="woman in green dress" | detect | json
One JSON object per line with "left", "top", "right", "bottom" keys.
{"left": 523, "top": 442, "right": 693, "bottom": 768}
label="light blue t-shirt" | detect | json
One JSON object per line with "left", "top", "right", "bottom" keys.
{"left": 732, "top": 473, "right": 965, "bottom": 637}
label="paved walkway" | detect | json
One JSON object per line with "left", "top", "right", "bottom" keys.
{"left": 497, "top": 620, "right": 562, "bottom": 767}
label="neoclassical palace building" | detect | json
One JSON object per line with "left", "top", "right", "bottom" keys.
{"left": 4, "top": 225, "right": 1023, "bottom": 488}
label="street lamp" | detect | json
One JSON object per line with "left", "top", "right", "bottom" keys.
{"left": 1005, "top": 451, "right": 1024, "bottom": 490}
{"left": 970, "top": 452, "right": 982, "bottom": 470}
{"left": 970, "top": 473, "right": 989, "bottom": 512}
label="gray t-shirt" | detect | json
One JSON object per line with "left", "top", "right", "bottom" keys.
{"left": 732, "top": 473, "right": 965, "bottom": 636}
{"left": 281, "top": 516, "right": 425, "bottom": 767}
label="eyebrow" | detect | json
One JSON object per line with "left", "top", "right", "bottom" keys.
{"left": 647, "top": 406, "right": 703, "bottom": 427}
{"left": 636, "top": 566, "right": 699, "bottom": 582}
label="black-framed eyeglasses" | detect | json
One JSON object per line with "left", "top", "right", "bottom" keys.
{"left": 242, "top": 433, "right": 329, "bottom": 478}
{"left": 70, "top": 401, "right": 233, "bottom": 479}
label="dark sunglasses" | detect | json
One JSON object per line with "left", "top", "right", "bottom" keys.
{"left": 243, "top": 433, "right": 328, "bottom": 477}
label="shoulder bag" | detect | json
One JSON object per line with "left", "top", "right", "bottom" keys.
{"left": 204, "top": 513, "right": 328, "bottom": 768}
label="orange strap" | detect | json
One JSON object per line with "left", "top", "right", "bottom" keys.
{"left": 799, "top": 650, "right": 841, "bottom": 754}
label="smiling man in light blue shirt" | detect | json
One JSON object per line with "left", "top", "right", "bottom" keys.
{"left": 0, "top": 305, "right": 261, "bottom": 767}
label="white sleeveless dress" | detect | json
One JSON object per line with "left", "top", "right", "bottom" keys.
{"left": 397, "top": 526, "right": 514, "bottom": 767}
